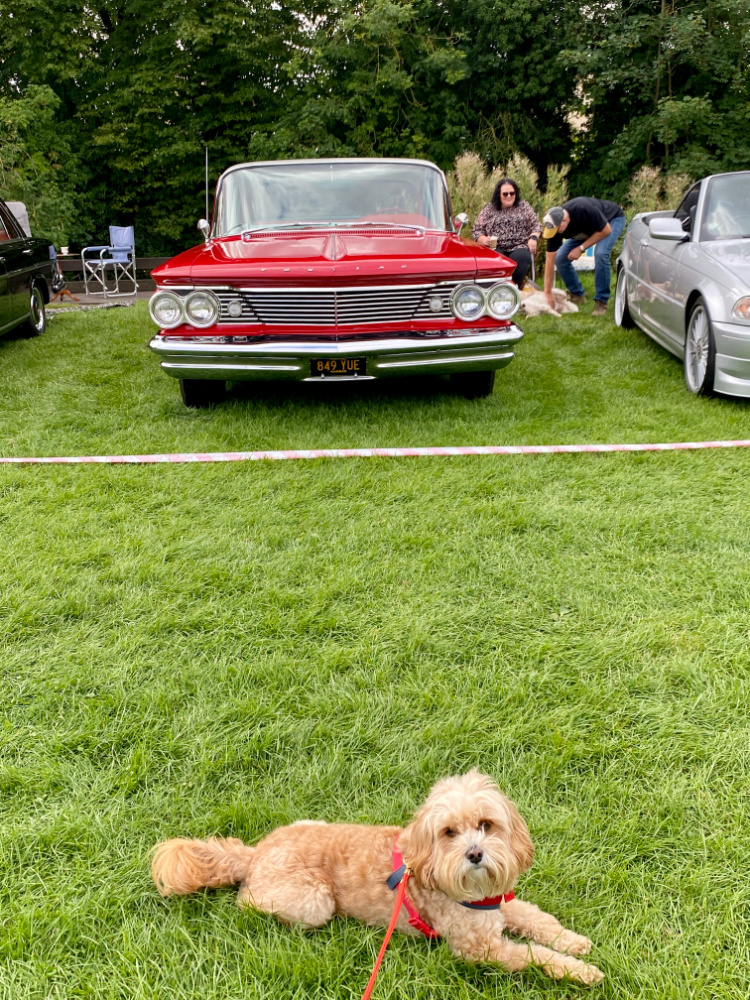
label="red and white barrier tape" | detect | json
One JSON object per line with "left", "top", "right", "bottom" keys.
{"left": 2, "top": 440, "right": 750, "bottom": 465}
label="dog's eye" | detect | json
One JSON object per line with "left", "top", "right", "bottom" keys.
{"left": 479, "top": 821, "right": 492, "bottom": 833}
{"left": 443, "top": 828, "right": 456, "bottom": 838}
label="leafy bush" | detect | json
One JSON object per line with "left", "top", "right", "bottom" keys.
{"left": 447, "top": 152, "right": 570, "bottom": 232}
{"left": 626, "top": 165, "right": 692, "bottom": 218}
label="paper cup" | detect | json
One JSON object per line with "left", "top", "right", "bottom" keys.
{"left": 489, "top": 236, "right": 497, "bottom": 249}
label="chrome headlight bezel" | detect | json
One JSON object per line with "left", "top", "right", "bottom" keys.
{"left": 184, "top": 290, "right": 220, "bottom": 329}
{"left": 486, "top": 281, "right": 521, "bottom": 320}
{"left": 149, "top": 291, "right": 184, "bottom": 330}
{"left": 732, "top": 296, "right": 750, "bottom": 324}
{"left": 451, "top": 284, "right": 487, "bottom": 321}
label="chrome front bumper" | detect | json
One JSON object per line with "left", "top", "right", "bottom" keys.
{"left": 148, "top": 327, "right": 524, "bottom": 381}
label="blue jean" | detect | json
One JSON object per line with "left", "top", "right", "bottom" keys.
{"left": 554, "top": 213, "right": 626, "bottom": 303}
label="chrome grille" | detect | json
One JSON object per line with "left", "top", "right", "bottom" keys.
{"left": 215, "top": 291, "right": 260, "bottom": 324}
{"left": 205, "top": 280, "right": 502, "bottom": 326}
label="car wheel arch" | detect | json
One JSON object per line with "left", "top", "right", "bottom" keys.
{"left": 35, "top": 276, "right": 50, "bottom": 304}
{"left": 684, "top": 289, "right": 706, "bottom": 341}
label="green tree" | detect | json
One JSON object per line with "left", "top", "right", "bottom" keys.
{"left": 1, "top": 2, "right": 323, "bottom": 253}
{"left": 0, "top": 86, "right": 85, "bottom": 247}
{"left": 563, "top": 1, "right": 750, "bottom": 197}
{"left": 245, "top": 0, "right": 469, "bottom": 163}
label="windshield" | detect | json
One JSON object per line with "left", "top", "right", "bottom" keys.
{"left": 700, "top": 173, "right": 750, "bottom": 241}
{"left": 214, "top": 161, "right": 452, "bottom": 236}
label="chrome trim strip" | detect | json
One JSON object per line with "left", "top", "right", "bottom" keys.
{"left": 159, "top": 278, "right": 511, "bottom": 296}
{"left": 162, "top": 362, "right": 302, "bottom": 373}
{"left": 377, "top": 351, "right": 514, "bottom": 370}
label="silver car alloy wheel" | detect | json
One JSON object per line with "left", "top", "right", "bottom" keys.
{"left": 29, "top": 285, "right": 46, "bottom": 334}
{"left": 685, "top": 305, "right": 710, "bottom": 392}
{"left": 614, "top": 269, "right": 626, "bottom": 326}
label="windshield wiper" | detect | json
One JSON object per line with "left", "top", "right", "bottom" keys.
{"left": 332, "top": 221, "right": 427, "bottom": 233}
{"left": 232, "top": 222, "right": 336, "bottom": 237}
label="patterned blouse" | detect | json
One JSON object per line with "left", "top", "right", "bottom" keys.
{"left": 472, "top": 200, "right": 543, "bottom": 253}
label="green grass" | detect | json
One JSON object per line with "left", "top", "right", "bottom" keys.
{"left": 2, "top": 284, "right": 750, "bottom": 999}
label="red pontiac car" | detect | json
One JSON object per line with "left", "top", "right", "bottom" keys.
{"left": 148, "top": 159, "right": 523, "bottom": 407}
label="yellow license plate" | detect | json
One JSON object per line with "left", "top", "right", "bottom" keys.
{"left": 311, "top": 357, "right": 366, "bottom": 377}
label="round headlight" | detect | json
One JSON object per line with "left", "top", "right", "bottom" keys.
{"left": 451, "top": 284, "right": 486, "bottom": 321}
{"left": 149, "top": 291, "right": 184, "bottom": 329}
{"left": 486, "top": 281, "right": 521, "bottom": 319}
{"left": 184, "top": 291, "right": 219, "bottom": 328}
{"left": 732, "top": 296, "right": 750, "bottom": 323}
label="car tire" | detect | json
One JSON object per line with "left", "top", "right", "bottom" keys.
{"left": 614, "top": 267, "right": 635, "bottom": 329}
{"left": 450, "top": 370, "right": 496, "bottom": 399}
{"left": 684, "top": 298, "right": 716, "bottom": 396}
{"left": 179, "top": 378, "right": 227, "bottom": 408}
{"left": 22, "top": 283, "right": 47, "bottom": 337}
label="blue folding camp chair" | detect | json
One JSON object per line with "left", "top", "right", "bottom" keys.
{"left": 81, "top": 226, "right": 138, "bottom": 297}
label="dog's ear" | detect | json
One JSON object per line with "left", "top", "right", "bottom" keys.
{"left": 401, "top": 807, "right": 438, "bottom": 890}
{"left": 506, "top": 799, "right": 534, "bottom": 873}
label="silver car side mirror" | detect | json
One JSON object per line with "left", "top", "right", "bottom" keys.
{"left": 197, "top": 218, "right": 211, "bottom": 243}
{"left": 648, "top": 217, "right": 687, "bottom": 241}
{"left": 454, "top": 212, "right": 469, "bottom": 236}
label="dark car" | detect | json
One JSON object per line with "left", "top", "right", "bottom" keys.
{"left": 0, "top": 198, "right": 57, "bottom": 338}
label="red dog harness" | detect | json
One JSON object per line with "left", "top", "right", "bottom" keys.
{"left": 361, "top": 846, "right": 517, "bottom": 1000}
{"left": 386, "top": 844, "right": 514, "bottom": 939}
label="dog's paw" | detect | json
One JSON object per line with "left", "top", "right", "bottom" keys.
{"left": 556, "top": 931, "right": 592, "bottom": 956}
{"left": 550, "top": 955, "right": 603, "bottom": 986}
{"left": 577, "top": 962, "right": 604, "bottom": 986}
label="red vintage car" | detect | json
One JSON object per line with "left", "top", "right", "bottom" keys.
{"left": 148, "top": 159, "right": 523, "bottom": 407}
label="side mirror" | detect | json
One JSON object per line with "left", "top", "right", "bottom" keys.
{"left": 648, "top": 217, "right": 687, "bottom": 241}
{"left": 197, "top": 218, "right": 211, "bottom": 242}
{"left": 454, "top": 212, "right": 469, "bottom": 236}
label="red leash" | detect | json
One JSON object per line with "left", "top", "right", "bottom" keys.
{"left": 361, "top": 870, "right": 410, "bottom": 1000}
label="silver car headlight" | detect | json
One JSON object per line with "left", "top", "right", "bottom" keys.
{"left": 184, "top": 290, "right": 219, "bottom": 328}
{"left": 732, "top": 296, "right": 750, "bottom": 323}
{"left": 451, "top": 284, "right": 486, "bottom": 321}
{"left": 149, "top": 291, "right": 184, "bottom": 329}
{"left": 486, "top": 281, "right": 521, "bottom": 319}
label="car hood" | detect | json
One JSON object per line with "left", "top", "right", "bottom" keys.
{"left": 701, "top": 240, "right": 750, "bottom": 292}
{"left": 153, "top": 231, "right": 510, "bottom": 286}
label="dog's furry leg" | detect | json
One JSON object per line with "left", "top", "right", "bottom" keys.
{"left": 152, "top": 837, "right": 254, "bottom": 896}
{"left": 448, "top": 932, "right": 603, "bottom": 986}
{"left": 501, "top": 898, "right": 592, "bottom": 955}
{"left": 237, "top": 873, "right": 336, "bottom": 929}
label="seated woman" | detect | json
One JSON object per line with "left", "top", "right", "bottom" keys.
{"left": 472, "top": 178, "right": 543, "bottom": 288}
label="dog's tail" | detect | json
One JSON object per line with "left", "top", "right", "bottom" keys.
{"left": 151, "top": 837, "right": 255, "bottom": 896}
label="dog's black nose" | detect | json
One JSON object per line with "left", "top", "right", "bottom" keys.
{"left": 465, "top": 847, "right": 483, "bottom": 865}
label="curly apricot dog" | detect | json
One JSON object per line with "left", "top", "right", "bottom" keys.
{"left": 152, "top": 770, "right": 603, "bottom": 985}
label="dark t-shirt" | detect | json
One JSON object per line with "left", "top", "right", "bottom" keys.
{"left": 546, "top": 197, "right": 624, "bottom": 252}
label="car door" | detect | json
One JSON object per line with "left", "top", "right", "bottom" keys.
{"left": 0, "top": 204, "right": 34, "bottom": 324}
{"left": 636, "top": 184, "right": 700, "bottom": 351}
{"left": 0, "top": 213, "right": 12, "bottom": 331}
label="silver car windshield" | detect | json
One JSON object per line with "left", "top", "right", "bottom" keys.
{"left": 700, "top": 173, "right": 750, "bottom": 241}
{"left": 214, "top": 161, "right": 452, "bottom": 236}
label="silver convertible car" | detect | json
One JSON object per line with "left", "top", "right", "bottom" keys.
{"left": 615, "top": 170, "right": 750, "bottom": 397}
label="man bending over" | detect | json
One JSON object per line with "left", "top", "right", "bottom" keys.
{"left": 543, "top": 198, "right": 626, "bottom": 316}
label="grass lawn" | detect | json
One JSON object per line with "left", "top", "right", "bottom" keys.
{"left": 2, "top": 284, "right": 750, "bottom": 999}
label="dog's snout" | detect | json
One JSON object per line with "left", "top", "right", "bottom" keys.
{"left": 465, "top": 846, "right": 483, "bottom": 865}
